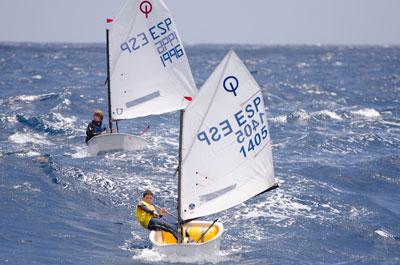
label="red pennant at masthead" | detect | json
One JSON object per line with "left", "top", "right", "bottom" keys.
{"left": 106, "top": 18, "right": 114, "bottom": 23}
{"left": 184, "top": 96, "right": 193, "bottom": 101}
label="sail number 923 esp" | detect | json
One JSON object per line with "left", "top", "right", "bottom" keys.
{"left": 119, "top": 17, "right": 184, "bottom": 67}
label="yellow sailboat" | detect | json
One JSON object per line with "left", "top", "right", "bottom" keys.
{"left": 150, "top": 49, "right": 278, "bottom": 256}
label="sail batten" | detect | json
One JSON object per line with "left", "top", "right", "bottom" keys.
{"left": 180, "top": 51, "right": 277, "bottom": 221}
{"left": 108, "top": 0, "right": 197, "bottom": 120}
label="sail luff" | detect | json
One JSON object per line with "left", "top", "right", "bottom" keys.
{"left": 177, "top": 109, "right": 184, "bottom": 224}
{"left": 106, "top": 29, "right": 113, "bottom": 132}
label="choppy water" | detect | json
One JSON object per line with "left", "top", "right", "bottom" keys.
{"left": 0, "top": 43, "right": 399, "bottom": 265}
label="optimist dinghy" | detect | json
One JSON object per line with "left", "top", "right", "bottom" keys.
{"left": 87, "top": 133, "right": 147, "bottom": 156}
{"left": 150, "top": 50, "right": 278, "bottom": 256}
{"left": 150, "top": 221, "right": 224, "bottom": 256}
{"left": 88, "top": 0, "right": 197, "bottom": 156}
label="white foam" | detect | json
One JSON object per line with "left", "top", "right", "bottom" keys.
{"left": 270, "top": 115, "right": 287, "bottom": 123}
{"left": 19, "top": 151, "right": 41, "bottom": 157}
{"left": 351, "top": 108, "right": 381, "bottom": 119}
{"left": 297, "top": 62, "right": 309, "bottom": 68}
{"left": 31, "top": 75, "right": 42, "bottom": 80}
{"left": 287, "top": 109, "right": 310, "bottom": 123}
{"left": 375, "top": 229, "right": 396, "bottom": 239}
{"left": 131, "top": 248, "right": 233, "bottom": 264}
{"left": 69, "top": 146, "right": 89, "bottom": 159}
{"left": 14, "top": 95, "right": 42, "bottom": 101}
{"left": 380, "top": 120, "right": 400, "bottom": 127}
{"left": 313, "top": 110, "right": 343, "bottom": 120}
{"left": 9, "top": 132, "right": 52, "bottom": 145}
{"left": 2, "top": 115, "right": 17, "bottom": 123}
{"left": 10, "top": 93, "right": 56, "bottom": 102}
{"left": 51, "top": 113, "right": 77, "bottom": 131}
{"left": 321, "top": 53, "right": 333, "bottom": 62}
{"left": 234, "top": 191, "right": 317, "bottom": 226}
{"left": 13, "top": 182, "right": 41, "bottom": 193}
{"left": 63, "top": 98, "right": 71, "bottom": 106}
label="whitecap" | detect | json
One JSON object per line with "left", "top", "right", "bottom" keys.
{"left": 8, "top": 132, "right": 52, "bottom": 145}
{"left": 13, "top": 182, "right": 41, "bottom": 193}
{"left": 68, "top": 145, "right": 89, "bottom": 159}
{"left": 1, "top": 115, "right": 17, "bottom": 123}
{"left": 321, "top": 53, "right": 333, "bottom": 62}
{"left": 31, "top": 75, "right": 42, "bottom": 80}
{"left": 351, "top": 108, "right": 381, "bottom": 119}
{"left": 270, "top": 115, "right": 287, "bottom": 123}
{"left": 62, "top": 98, "right": 71, "bottom": 106}
{"left": 50, "top": 112, "right": 77, "bottom": 130}
{"left": 313, "top": 110, "right": 343, "bottom": 121}
{"left": 287, "top": 109, "right": 310, "bottom": 123}
{"left": 14, "top": 95, "right": 42, "bottom": 101}
{"left": 10, "top": 92, "right": 57, "bottom": 102}
{"left": 296, "top": 62, "right": 309, "bottom": 68}
{"left": 131, "top": 248, "right": 233, "bottom": 264}
{"left": 18, "top": 151, "right": 41, "bottom": 157}
{"left": 375, "top": 229, "right": 396, "bottom": 240}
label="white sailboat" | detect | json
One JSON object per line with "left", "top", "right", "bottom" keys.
{"left": 150, "top": 50, "right": 278, "bottom": 256}
{"left": 88, "top": 0, "right": 197, "bottom": 156}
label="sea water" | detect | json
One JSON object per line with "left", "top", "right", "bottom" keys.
{"left": 0, "top": 43, "right": 399, "bottom": 264}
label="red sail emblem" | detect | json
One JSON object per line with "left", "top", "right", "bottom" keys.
{"left": 139, "top": 1, "right": 153, "bottom": 19}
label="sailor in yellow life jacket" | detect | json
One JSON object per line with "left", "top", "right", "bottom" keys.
{"left": 135, "top": 189, "right": 181, "bottom": 241}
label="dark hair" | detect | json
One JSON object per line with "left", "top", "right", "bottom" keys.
{"left": 142, "top": 189, "right": 153, "bottom": 198}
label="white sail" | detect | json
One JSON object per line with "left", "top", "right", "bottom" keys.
{"left": 180, "top": 50, "right": 277, "bottom": 221}
{"left": 108, "top": 0, "right": 197, "bottom": 120}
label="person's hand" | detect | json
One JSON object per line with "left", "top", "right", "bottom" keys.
{"left": 151, "top": 210, "right": 160, "bottom": 218}
{"left": 160, "top": 208, "right": 167, "bottom": 216}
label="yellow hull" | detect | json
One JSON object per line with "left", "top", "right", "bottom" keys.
{"left": 154, "top": 222, "right": 220, "bottom": 244}
{"left": 150, "top": 221, "right": 224, "bottom": 252}
{"left": 150, "top": 221, "right": 224, "bottom": 256}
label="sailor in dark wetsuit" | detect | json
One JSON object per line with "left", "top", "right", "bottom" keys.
{"left": 85, "top": 109, "right": 107, "bottom": 143}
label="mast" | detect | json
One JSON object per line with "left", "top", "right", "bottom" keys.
{"left": 106, "top": 29, "right": 113, "bottom": 133}
{"left": 177, "top": 109, "right": 184, "bottom": 224}
{"left": 177, "top": 109, "right": 185, "bottom": 243}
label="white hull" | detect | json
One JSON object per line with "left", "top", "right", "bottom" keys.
{"left": 150, "top": 221, "right": 224, "bottom": 256}
{"left": 87, "top": 133, "right": 148, "bottom": 156}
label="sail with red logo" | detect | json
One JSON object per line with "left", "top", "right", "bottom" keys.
{"left": 87, "top": 0, "right": 197, "bottom": 156}
{"left": 108, "top": 0, "right": 197, "bottom": 120}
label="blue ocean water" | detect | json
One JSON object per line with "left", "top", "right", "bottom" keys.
{"left": 0, "top": 43, "right": 399, "bottom": 265}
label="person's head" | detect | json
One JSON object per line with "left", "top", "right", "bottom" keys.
{"left": 142, "top": 189, "right": 154, "bottom": 204}
{"left": 93, "top": 109, "right": 104, "bottom": 122}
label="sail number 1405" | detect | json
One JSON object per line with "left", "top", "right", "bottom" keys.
{"left": 196, "top": 95, "right": 270, "bottom": 158}
{"left": 239, "top": 124, "right": 268, "bottom": 158}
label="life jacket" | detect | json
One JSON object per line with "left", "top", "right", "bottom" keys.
{"left": 85, "top": 120, "right": 106, "bottom": 143}
{"left": 94, "top": 121, "right": 106, "bottom": 134}
{"left": 135, "top": 200, "right": 158, "bottom": 229}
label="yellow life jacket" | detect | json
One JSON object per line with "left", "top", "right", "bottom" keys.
{"left": 135, "top": 200, "right": 158, "bottom": 229}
